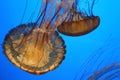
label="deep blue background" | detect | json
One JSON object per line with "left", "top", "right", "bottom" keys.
{"left": 0, "top": 0, "right": 120, "bottom": 80}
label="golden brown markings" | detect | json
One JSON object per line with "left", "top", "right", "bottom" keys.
{"left": 13, "top": 24, "right": 35, "bottom": 50}
{"left": 19, "top": 32, "right": 41, "bottom": 73}
{"left": 4, "top": 27, "right": 65, "bottom": 74}
{"left": 25, "top": 48, "right": 39, "bottom": 73}
{"left": 20, "top": 36, "right": 34, "bottom": 72}
{"left": 49, "top": 36, "right": 64, "bottom": 67}
{"left": 42, "top": 33, "right": 51, "bottom": 62}
{"left": 33, "top": 33, "right": 54, "bottom": 74}
{"left": 38, "top": 32, "right": 46, "bottom": 50}
{"left": 13, "top": 34, "right": 28, "bottom": 50}
{"left": 39, "top": 34, "right": 48, "bottom": 64}
{"left": 34, "top": 32, "right": 52, "bottom": 74}
{"left": 18, "top": 30, "right": 37, "bottom": 71}
{"left": 4, "top": 37, "right": 14, "bottom": 56}
{"left": 34, "top": 47, "right": 44, "bottom": 73}
{"left": 19, "top": 36, "right": 30, "bottom": 68}
{"left": 26, "top": 31, "right": 45, "bottom": 72}
{"left": 34, "top": 29, "right": 40, "bottom": 48}
{"left": 4, "top": 35, "right": 23, "bottom": 63}
{"left": 58, "top": 16, "right": 100, "bottom": 36}
{"left": 4, "top": 33, "right": 30, "bottom": 69}
{"left": 33, "top": 33, "right": 46, "bottom": 73}
{"left": 12, "top": 24, "right": 35, "bottom": 52}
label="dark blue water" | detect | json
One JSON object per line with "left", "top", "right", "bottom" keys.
{"left": 0, "top": 0, "right": 120, "bottom": 80}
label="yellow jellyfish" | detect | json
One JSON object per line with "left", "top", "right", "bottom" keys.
{"left": 3, "top": 0, "right": 68, "bottom": 74}
{"left": 57, "top": 0, "right": 100, "bottom": 36}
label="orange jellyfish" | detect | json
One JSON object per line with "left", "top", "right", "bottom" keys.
{"left": 57, "top": 0, "right": 100, "bottom": 36}
{"left": 2, "top": 0, "right": 67, "bottom": 74}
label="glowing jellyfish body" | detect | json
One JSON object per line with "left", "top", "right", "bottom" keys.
{"left": 58, "top": 16, "right": 100, "bottom": 36}
{"left": 3, "top": 0, "right": 67, "bottom": 74}
{"left": 57, "top": 0, "right": 100, "bottom": 36}
{"left": 3, "top": 23, "right": 65, "bottom": 74}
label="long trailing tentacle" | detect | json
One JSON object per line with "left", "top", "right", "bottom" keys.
{"left": 46, "top": 6, "right": 62, "bottom": 29}
{"left": 88, "top": 63, "right": 120, "bottom": 80}
{"left": 20, "top": 0, "right": 28, "bottom": 24}
{"left": 27, "top": 0, "right": 40, "bottom": 23}
{"left": 74, "top": 0, "right": 79, "bottom": 7}
{"left": 37, "top": 0, "right": 48, "bottom": 28}
{"left": 91, "top": 0, "right": 96, "bottom": 16}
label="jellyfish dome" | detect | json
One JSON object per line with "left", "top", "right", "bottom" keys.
{"left": 57, "top": 0, "right": 100, "bottom": 36}
{"left": 2, "top": 0, "right": 67, "bottom": 74}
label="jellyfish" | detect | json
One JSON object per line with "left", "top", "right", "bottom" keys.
{"left": 57, "top": 0, "right": 100, "bottom": 36}
{"left": 70, "top": 35, "right": 120, "bottom": 80}
{"left": 2, "top": 0, "right": 68, "bottom": 74}
{"left": 88, "top": 63, "right": 120, "bottom": 80}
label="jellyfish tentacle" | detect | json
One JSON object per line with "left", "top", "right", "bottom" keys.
{"left": 46, "top": 6, "right": 61, "bottom": 30}
{"left": 91, "top": 0, "right": 96, "bottom": 16}
{"left": 37, "top": 0, "right": 48, "bottom": 28}
{"left": 20, "top": 0, "right": 28, "bottom": 24}
{"left": 19, "top": 42, "right": 29, "bottom": 68}
{"left": 74, "top": 0, "right": 79, "bottom": 7}
{"left": 32, "top": 0, "right": 48, "bottom": 48}
{"left": 33, "top": 33, "right": 47, "bottom": 73}
{"left": 28, "top": 0, "right": 41, "bottom": 22}
{"left": 102, "top": 71, "right": 120, "bottom": 80}
{"left": 3, "top": 0, "right": 66, "bottom": 75}
{"left": 57, "top": 0, "right": 100, "bottom": 36}
{"left": 88, "top": 63, "right": 120, "bottom": 80}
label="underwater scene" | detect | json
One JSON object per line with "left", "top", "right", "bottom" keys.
{"left": 0, "top": 0, "right": 120, "bottom": 80}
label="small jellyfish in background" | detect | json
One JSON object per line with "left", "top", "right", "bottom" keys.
{"left": 88, "top": 63, "right": 120, "bottom": 80}
{"left": 73, "top": 37, "right": 120, "bottom": 80}
{"left": 2, "top": 0, "right": 68, "bottom": 74}
{"left": 57, "top": 0, "right": 100, "bottom": 36}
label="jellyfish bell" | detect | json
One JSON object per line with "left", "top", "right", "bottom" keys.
{"left": 2, "top": 0, "right": 67, "bottom": 74}
{"left": 57, "top": 15, "right": 100, "bottom": 36}
{"left": 3, "top": 23, "right": 66, "bottom": 74}
{"left": 57, "top": 0, "right": 100, "bottom": 36}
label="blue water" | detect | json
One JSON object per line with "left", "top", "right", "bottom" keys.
{"left": 0, "top": 0, "right": 120, "bottom": 80}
